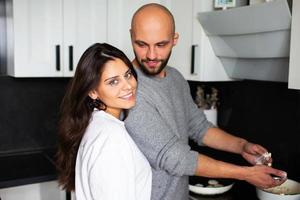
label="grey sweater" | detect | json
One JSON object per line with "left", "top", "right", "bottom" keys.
{"left": 125, "top": 67, "right": 214, "bottom": 200}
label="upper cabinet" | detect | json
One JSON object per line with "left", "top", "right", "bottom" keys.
{"left": 7, "top": 0, "right": 107, "bottom": 77}
{"left": 168, "top": 0, "right": 232, "bottom": 81}
{"left": 6, "top": 0, "right": 232, "bottom": 80}
{"left": 7, "top": 0, "right": 297, "bottom": 84}
{"left": 288, "top": 0, "right": 300, "bottom": 89}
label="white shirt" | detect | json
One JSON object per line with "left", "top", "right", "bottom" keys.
{"left": 75, "top": 110, "right": 152, "bottom": 200}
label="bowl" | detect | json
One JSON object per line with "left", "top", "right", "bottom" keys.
{"left": 256, "top": 179, "right": 300, "bottom": 200}
{"left": 189, "top": 176, "right": 234, "bottom": 195}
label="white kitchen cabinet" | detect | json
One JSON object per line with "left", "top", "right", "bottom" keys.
{"left": 166, "top": 0, "right": 194, "bottom": 79}
{"left": 63, "top": 0, "right": 108, "bottom": 77}
{"left": 288, "top": 0, "right": 300, "bottom": 90}
{"left": 169, "top": 0, "right": 232, "bottom": 81}
{"left": 0, "top": 181, "right": 66, "bottom": 200}
{"left": 7, "top": 0, "right": 107, "bottom": 77}
{"left": 7, "top": 0, "right": 232, "bottom": 79}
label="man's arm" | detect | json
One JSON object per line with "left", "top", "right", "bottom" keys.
{"left": 194, "top": 153, "right": 287, "bottom": 189}
{"left": 202, "top": 127, "right": 248, "bottom": 154}
{"left": 202, "top": 127, "right": 270, "bottom": 165}
{"left": 196, "top": 127, "right": 287, "bottom": 188}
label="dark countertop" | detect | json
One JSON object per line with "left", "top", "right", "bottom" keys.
{"left": 0, "top": 149, "right": 57, "bottom": 189}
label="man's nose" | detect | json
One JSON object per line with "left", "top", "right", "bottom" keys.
{"left": 146, "top": 46, "right": 157, "bottom": 60}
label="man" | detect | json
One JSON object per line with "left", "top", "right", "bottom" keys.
{"left": 125, "top": 3, "right": 287, "bottom": 200}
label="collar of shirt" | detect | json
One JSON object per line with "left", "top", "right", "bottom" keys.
{"left": 93, "top": 110, "right": 125, "bottom": 126}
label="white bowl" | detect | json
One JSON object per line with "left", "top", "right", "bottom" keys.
{"left": 189, "top": 177, "right": 234, "bottom": 195}
{"left": 189, "top": 183, "right": 234, "bottom": 195}
{"left": 256, "top": 179, "right": 300, "bottom": 200}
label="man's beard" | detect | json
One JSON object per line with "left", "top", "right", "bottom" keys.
{"left": 134, "top": 51, "right": 172, "bottom": 76}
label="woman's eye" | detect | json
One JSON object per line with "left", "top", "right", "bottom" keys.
{"left": 125, "top": 72, "right": 132, "bottom": 79}
{"left": 108, "top": 79, "right": 119, "bottom": 86}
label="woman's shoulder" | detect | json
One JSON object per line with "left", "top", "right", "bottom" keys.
{"left": 81, "top": 111, "right": 126, "bottom": 145}
{"left": 91, "top": 110, "right": 124, "bottom": 128}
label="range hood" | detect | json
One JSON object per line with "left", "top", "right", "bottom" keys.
{"left": 197, "top": 0, "right": 292, "bottom": 82}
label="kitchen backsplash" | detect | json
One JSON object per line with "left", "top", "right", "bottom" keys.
{"left": 0, "top": 76, "right": 299, "bottom": 182}
{"left": 0, "top": 76, "right": 70, "bottom": 155}
{"left": 189, "top": 80, "right": 300, "bottom": 183}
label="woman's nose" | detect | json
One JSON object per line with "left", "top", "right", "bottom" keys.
{"left": 123, "top": 79, "right": 133, "bottom": 90}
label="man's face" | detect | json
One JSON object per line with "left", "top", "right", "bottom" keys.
{"left": 131, "top": 15, "right": 178, "bottom": 77}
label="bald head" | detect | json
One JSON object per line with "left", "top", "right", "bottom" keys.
{"left": 131, "top": 3, "right": 175, "bottom": 35}
{"left": 130, "top": 3, "right": 179, "bottom": 77}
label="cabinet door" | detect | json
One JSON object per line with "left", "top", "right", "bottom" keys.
{"left": 192, "top": 0, "right": 231, "bottom": 81}
{"left": 8, "top": 0, "right": 63, "bottom": 77}
{"left": 166, "top": 0, "right": 194, "bottom": 79}
{"left": 169, "top": 0, "right": 232, "bottom": 81}
{"left": 63, "top": 0, "right": 108, "bottom": 77}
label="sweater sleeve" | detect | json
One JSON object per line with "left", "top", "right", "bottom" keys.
{"left": 125, "top": 97, "right": 198, "bottom": 176}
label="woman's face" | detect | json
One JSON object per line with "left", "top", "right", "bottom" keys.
{"left": 89, "top": 58, "right": 137, "bottom": 118}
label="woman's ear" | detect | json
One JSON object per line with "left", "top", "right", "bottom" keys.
{"left": 88, "top": 90, "right": 98, "bottom": 100}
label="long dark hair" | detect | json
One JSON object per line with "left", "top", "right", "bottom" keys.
{"left": 56, "top": 43, "right": 137, "bottom": 191}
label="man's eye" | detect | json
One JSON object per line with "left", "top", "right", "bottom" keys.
{"left": 136, "top": 42, "right": 146, "bottom": 47}
{"left": 157, "top": 43, "right": 167, "bottom": 47}
{"left": 108, "top": 79, "right": 119, "bottom": 86}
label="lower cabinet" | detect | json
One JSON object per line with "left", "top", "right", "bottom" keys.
{"left": 0, "top": 181, "right": 66, "bottom": 200}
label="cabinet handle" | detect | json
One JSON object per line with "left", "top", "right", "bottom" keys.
{"left": 55, "top": 45, "right": 61, "bottom": 71}
{"left": 191, "top": 45, "right": 198, "bottom": 75}
{"left": 69, "top": 45, "right": 73, "bottom": 71}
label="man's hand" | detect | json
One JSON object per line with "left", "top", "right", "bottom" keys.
{"left": 243, "top": 165, "right": 287, "bottom": 189}
{"left": 241, "top": 142, "right": 272, "bottom": 166}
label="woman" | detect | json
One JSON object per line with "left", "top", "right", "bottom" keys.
{"left": 56, "top": 43, "right": 152, "bottom": 200}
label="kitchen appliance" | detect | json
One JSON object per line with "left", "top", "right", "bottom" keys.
{"left": 198, "top": 0, "right": 292, "bottom": 82}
